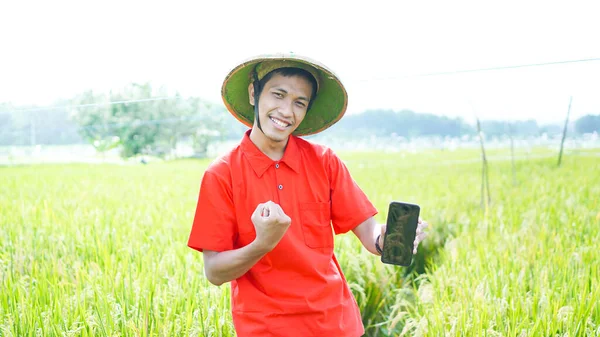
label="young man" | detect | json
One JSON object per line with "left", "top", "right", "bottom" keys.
{"left": 188, "top": 54, "right": 428, "bottom": 337}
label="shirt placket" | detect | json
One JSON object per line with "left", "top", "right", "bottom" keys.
{"left": 274, "top": 162, "right": 283, "bottom": 204}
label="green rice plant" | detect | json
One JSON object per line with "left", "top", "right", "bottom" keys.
{"left": 1, "top": 162, "right": 235, "bottom": 336}
{"left": 384, "top": 154, "right": 600, "bottom": 336}
{"left": 1, "top": 147, "right": 598, "bottom": 336}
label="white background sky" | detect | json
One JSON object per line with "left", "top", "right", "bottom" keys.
{"left": 1, "top": 0, "right": 599, "bottom": 124}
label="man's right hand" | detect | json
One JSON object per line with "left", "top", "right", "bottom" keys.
{"left": 202, "top": 201, "right": 291, "bottom": 286}
{"left": 251, "top": 201, "right": 291, "bottom": 252}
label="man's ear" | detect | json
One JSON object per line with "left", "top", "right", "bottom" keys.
{"left": 248, "top": 82, "right": 255, "bottom": 106}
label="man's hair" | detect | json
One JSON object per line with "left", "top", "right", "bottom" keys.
{"left": 255, "top": 67, "right": 318, "bottom": 110}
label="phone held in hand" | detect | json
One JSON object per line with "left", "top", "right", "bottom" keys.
{"left": 381, "top": 201, "right": 420, "bottom": 266}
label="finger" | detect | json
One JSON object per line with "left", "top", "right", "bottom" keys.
{"left": 415, "top": 232, "right": 426, "bottom": 244}
{"left": 253, "top": 202, "right": 265, "bottom": 217}
{"left": 271, "top": 203, "right": 292, "bottom": 224}
{"left": 271, "top": 202, "right": 283, "bottom": 213}
{"left": 379, "top": 225, "right": 386, "bottom": 248}
{"left": 262, "top": 206, "right": 270, "bottom": 218}
{"left": 262, "top": 201, "right": 272, "bottom": 217}
{"left": 270, "top": 203, "right": 285, "bottom": 218}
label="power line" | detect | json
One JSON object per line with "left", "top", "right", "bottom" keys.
{"left": 2, "top": 113, "right": 226, "bottom": 134}
{"left": 357, "top": 57, "right": 600, "bottom": 82}
{"left": 2, "top": 57, "right": 599, "bottom": 113}
{"left": 76, "top": 114, "right": 218, "bottom": 131}
{"left": 4, "top": 96, "right": 183, "bottom": 113}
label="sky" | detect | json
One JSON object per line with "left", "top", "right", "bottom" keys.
{"left": 1, "top": 0, "right": 600, "bottom": 124}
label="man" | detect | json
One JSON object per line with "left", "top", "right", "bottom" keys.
{"left": 188, "top": 53, "right": 428, "bottom": 337}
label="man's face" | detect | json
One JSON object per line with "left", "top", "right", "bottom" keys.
{"left": 248, "top": 73, "right": 313, "bottom": 143}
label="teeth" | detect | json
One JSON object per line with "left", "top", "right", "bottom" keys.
{"left": 271, "top": 117, "right": 288, "bottom": 128}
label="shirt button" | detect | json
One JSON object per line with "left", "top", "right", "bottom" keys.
{"left": 275, "top": 163, "right": 280, "bottom": 169}
{"left": 278, "top": 184, "right": 283, "bottom": 190}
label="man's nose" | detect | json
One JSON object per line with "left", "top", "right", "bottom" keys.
{"left": 278, "top": 100, "right": 294, "bottom": 117}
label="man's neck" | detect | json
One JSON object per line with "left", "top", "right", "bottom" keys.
{"left": 249, "top": 128, "right": 289, "bottom": 161}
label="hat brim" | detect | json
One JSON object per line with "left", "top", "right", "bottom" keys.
{"left": 221, "top": 54, "right": 348, "bottom": 136}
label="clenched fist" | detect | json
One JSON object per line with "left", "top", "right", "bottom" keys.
{"left": 251, "top": 201, "right": 291, "bottom": 252}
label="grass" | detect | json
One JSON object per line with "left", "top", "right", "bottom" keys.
{"left": 1, "top": 147, "right": 599, "bottom": 336}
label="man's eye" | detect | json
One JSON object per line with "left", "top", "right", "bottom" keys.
{"left": 273, "top": 92, "right": 283, "bottom": 98}
{"left": 296, "top": 102, "right": 306, "bottom": 108}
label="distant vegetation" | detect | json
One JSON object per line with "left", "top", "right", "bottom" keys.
{"left": 1, "top": 83, "right": 599, "bottom": 157}
{"left": 325, "top": 109, "right": 585, "bottom": 139}
{"left": 0, "top": 83, "right": 246, "bottom": 158}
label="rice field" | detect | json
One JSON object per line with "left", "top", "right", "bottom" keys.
{"left": 1, "top": 147, "right": 599, "bottom": 336}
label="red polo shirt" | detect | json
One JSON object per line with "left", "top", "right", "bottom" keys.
{"left": 188, "top": 130, "right": 378, "bottom": 337}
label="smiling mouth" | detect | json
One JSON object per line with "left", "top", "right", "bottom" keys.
{"left": 270, "top": 117, "right": 291, "bottom": 129}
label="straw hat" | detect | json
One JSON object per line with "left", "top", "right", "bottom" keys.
{"left": 221, "top": 53, "right": 348, "bottom": 136}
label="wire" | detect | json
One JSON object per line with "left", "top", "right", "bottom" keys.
{"left": 4, "top": 96, "right": 183, "bottom": 113}
{"left": 0, "top": 113, "right": 226, "bottom": 134}
{"left": 76, "top": 114, "right": 217, "bottom": 130}
{"left": 357, "top": 57, "right": 600, "bottom": 82}
{"left": 2, "top": 56, "right": 599, "bottom": 113}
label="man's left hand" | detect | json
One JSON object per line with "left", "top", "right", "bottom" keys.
{"left": 413, "top": 218, "right": 428, "bottom": 254}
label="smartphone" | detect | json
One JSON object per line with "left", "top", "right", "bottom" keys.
{"left": 381, "top": 201, "right": 420, "bottom": 266}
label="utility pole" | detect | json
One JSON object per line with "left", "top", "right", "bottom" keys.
{"left": 557, "top": 96, "right": 573, "bottom": 167}
{"left": 30, "top": 117, "right": 36, "bottom": 148}
{"left": 509, "top": 123, "right": 517, "bottom": 186}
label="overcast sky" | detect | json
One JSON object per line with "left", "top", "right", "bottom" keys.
{"left": 1, "top": 0, "right": 599, "bottom": 124}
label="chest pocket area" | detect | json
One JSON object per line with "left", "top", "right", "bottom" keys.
{"left": 299, "top": 202, "right": 333, "bottom": 248}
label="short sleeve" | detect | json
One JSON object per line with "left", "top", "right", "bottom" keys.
{"left": 326, "top": 149, "right": 378, "bottom": 234}
{"left": 187, "top": 168, "right": 237, "bottom": 252}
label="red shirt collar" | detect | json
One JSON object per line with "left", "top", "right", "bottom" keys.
{"left": 240, "top": 129, "right": 301, "bottom": 177}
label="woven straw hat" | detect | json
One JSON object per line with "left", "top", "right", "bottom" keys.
{"left": 221, "top": 53, "right": 348, "bottom": 136}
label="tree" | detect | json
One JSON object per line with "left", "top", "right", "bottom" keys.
{"left": 70, "top": 89, "right": 118, "bottom": 154}
{"left": 480, "top": 119, "right": 540, "bottom": 137}
{"left": 575, "top": 114, "right": 600, "bottom": 134}
{"left": 70, "top": 82, "right": 227, "bottom": 159}
{"left": 326, "top": 109, "right": 473, "bottom": 138}
{"left": 0, "top": 102, "right": 84, "bottom": 146}
{"left": 0, "top": 108, "right": 13, "bottom": 146}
